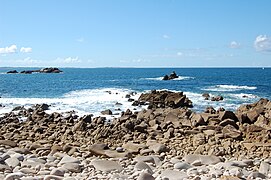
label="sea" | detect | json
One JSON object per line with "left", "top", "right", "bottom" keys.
{"left": 0, "top": 67, "right": 270, "bottom": 118}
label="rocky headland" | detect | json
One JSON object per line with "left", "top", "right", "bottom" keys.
{"left": 0, "top": 90, "right": 271, "bottom": 179}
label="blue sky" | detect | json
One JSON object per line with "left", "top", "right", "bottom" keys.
{"left": 0, "top": 0, "right": 271, "bottom": 67}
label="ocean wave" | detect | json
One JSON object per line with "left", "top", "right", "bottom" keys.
{"left": 229, "top": 93, "right": 258, "bottom": 99}
{"left": 0, "top": 88, "right": 145, "bottom": 118}
{"left": 143, "top": 76, "right": 194, "bottom": 81}
{"left": 202, "top": 84, "right": 257, "bottom": 92}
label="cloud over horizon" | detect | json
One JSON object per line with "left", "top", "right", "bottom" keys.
{"left": 230, "top": 41, "right": 241, "bottom": 49}
{"left": 20, "top": 47, "right": 32, "bottom": 53}
{"left": 56, "top": 57, "right": 82, "bottom": 64}
{"left": 254, "top": 35, "right": 271, "bottom": 52}
{"left": 0, "top": 45, "right": 17, "bottom": 54}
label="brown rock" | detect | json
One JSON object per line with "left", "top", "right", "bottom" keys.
{"left": 0, "top": 140, "right": 17, "bottom": 147}
{"left": 101, "top": 109, "right": 112, "bottom": 115}
{"left": 222, "top": 125, "right": 242, "bottom": 139}
{"left": 219, "top": 111, "right": 238, "bottom": 121}
{"left": 190, "top": 113, "right": 206, "bottom": 127}
{"left": 89, "top": 144, "right": 109, "bottom": 156}
{"left": 193, "top": 133, "right": 206, "bottom": 146}
{"left": 122, "top": 142, "right": 147, "bottom": 153}
{"left": 219, "top": 119, "right": 239, "bottom": 129}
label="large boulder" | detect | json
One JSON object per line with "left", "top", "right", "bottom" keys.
{"left": 138, "top": 90, "right": 193, "bottom": 108}
{"left": 236, "top": 98, "right": 270, "bottom": 124}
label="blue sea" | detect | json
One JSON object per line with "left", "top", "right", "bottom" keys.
{"left": 0, "top": 67, "right": 270, "bottom": 117}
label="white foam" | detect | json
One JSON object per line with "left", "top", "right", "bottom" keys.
{"left": 144, "top": 76, "right": 194, "bottom": 81}
{"left": 229, "top": 93, "right": 258, "bottom": 100}
{"left": 0, "top": 88, "right": 145, "bottom": 118}
{"left": 202, "top": 84, "right": 257, "bottom": 92}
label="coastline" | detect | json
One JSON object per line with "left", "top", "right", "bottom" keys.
{"left": 0, "top": 90, "right": 271, "bottom": 179}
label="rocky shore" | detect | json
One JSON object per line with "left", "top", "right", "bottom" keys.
{"left": 0, "top": 90, "right": 271, "bottom": 179}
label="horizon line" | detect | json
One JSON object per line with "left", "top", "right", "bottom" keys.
{"left": 0, "top": 66, "right": 270, "bottom": 69}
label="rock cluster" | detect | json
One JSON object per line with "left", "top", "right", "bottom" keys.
{"left": 137, "top": 90, "right": 193, "bottom": 108}
{"left": 162, "top": 71, "right": 179, "bottom": 80}
{"left": 202, "top": 93, "right": 224, "bottom": 101}
{"left": 0, "top": 90, "right": 271, "bottom": 179}
{"left": 7, "top": 68, "right": 62, "bottom": 74}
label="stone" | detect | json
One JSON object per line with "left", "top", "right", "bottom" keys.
{"left": 0, "top": 164, "right": 11, "bottom": 172}
{"left": 104, "top": 150, "right": 131, "bottom": 158}
{"left": 259, "top": 161, "right": 270, "bottom": 175}
{"left": 5, "top": 157, "right": 20, "bottom": 169}
{"left": 174, "top": 162, "right": 192, "bottom": 170}
{"left": 247, "top": 108, "right": 264, "bottom": 123}
{"left": 90, "top": 160, "right": 123, "bottom": 172}
{"left": 10, "top": 147, "right": 30, "bottom": 155}
{"left": 192, "top": 133, "right": 206, "bottom": 146}
{"left": 247, "top": 172, "right": 266, "bottom": 179}
{"left": 137, "top": 172, "right": 155, "bottom": 180}
{"left": 222, "top": 125, "right": 242, "bottom": 139}
{"left": 219, "top": 176, "right": 242, "bottom": 180}
{"left": 134, "top": 161, "right": 153, "bottom": 174}
{"left": 50, "top": 168, "right": 65, "bottom": 177}
{"left": 122, "top": 142, "right": 147, "bottom": 153}
{"left": 219, "top": 111, "right": 238, "bottom": 121}
{"left": 44, "top": 175, "right": 63, "bottom": 180}
{"left": 19, "top": 167, "right": 36, "bottom": 174}
{"left": 160, "top": 170, "right": 188, "bottom": 180}
{"left": 190, "top": 113, "right": 206, "bottom": 126}
{"left": 0, "top": 140, "right": 17, "bottom": 147}
{"left": 148, "top": 143, "right": 168, "bottom": 153}
{"left": 101, "top": 109, "right": 112, "bottom": 115}
{"left": 135, "top": 156, "right": 162, "bottom": 166}
{"left": 21, "top": 160, "right": 44, "bottom": 169}
{"left": 184, "top": 154, "right": 222, "bottom": 165}
{"left": 116, "top": 147, "right": 124, "bottom": 152}
{"left": 4, "top": 172, "right": 25, "bottom": 180}
{"left": 58, "top": 155, "right": 80, "bottom": 165}
{"left": 219, "top": 119, "right": 239, "bottom": 129}
{"left": 62, "top": 163, "right": 81, "bottom": 173}
{"left": 89, "top": 143, "right": 109, "bottom": 156}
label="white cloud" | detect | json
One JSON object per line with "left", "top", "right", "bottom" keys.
{"left": 20, "top": 47, "right": 32, "bottom": 53}
{"left": 0, "top": 44, "right": 17, "bottom": 54}
{"left": 56, "top": 57, "right": 82, "bottom": 63}
{"left": 76, "top": 37, "right": 84, "bottom": 43}
{"left": 254, "top": 35, "right": 271, "bottom": 52}
{"left": 15, "top": 57, "right": 41, "bottom": 64}
{"left": 230, "top": 41, "right": 241, "bottom": 49}
{"left": 162, "top": 34, "right": 170, "bottom": 39}
{"left": 177, "top": 52, "right": 183, "bottom": 56}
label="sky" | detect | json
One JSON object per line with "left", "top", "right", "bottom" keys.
{"left": 0, "top": 0, "right": 271, "bottom": 68}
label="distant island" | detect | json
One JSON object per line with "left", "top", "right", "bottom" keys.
{"left": 7, "top": 67, "right": 63, "bottom": 74}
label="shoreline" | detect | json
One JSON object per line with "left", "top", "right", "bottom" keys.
{"left": 0, "top": 90, "right": 271, "bottom": 179}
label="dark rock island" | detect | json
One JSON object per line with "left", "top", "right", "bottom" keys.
{"left": 162, "top": 71, "right": 179, "bottom": 80}
{"left": 7, "top": 67, "right": 63, "bottom": 74}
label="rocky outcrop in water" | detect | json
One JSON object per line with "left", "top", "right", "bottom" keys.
{"left": 6, "top": 67, "right": 63, "bottom": 74}
{"left": 138, "top": 90, "right": 193, "bottom": 108}
{"left": 162, "top": 71, "right": 179, "bottom": 80}
{"left": 6, "top": 70, "right": 18, "bottom": 74}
